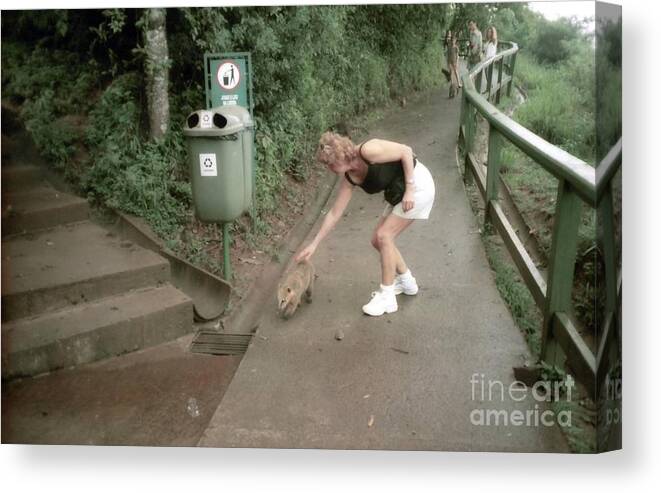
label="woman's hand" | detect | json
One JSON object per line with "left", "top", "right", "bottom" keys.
{"left": 295, "top": 242, "right": 317, "bottom": 263}
{"left": 402, "top": 190, "right": 415, "bottom": 213}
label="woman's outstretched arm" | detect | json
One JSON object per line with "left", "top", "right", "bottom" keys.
{"left": 294, "top": 177, "right": 354, "bottom": 262}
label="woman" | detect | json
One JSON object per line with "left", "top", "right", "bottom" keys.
{"left": 294, "top": 132, "right": 436, "bottom": 317}
{"left": 484, "top": 26, "right": 498, "bottom": 60}
{"left": 443, "top": 29, "right": 453, "bottom": 50}
{"left": 442, "top": 29, "right": 453, "bottom": 83}
{"left": 447, "top": 32, "right": 462, "bottom": 98}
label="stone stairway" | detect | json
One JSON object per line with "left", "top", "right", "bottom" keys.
{"left": 1, "top": 131, "right": 194, "bottom": 380}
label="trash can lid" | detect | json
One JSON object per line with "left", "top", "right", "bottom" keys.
{"left": 183, "top": 105, "right": 254, "bottom": 137}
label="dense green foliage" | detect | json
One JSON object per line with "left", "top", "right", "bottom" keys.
{"left": 515, "top": 48, "right": 595, "bottom": 162}
{"left": 491, "top": 10, "right": 615, "bottom": 338}
{"left": 449, "top": 2, "right": 539, "bottom": 46}
{"left": 595, "top": 13, "right": 622, "bottom": 161}
{"left": 2, "top": 5, "right": 449, "bottom": 247}
{"left": 1, "top": 43, "right": 95, "bottom": 177}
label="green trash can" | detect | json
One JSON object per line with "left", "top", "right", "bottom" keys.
{"left": 183, "top": 105, "right": 254, "bottom": 223}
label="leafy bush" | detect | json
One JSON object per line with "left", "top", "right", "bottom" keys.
{"left": 164, "top": 5, "right": 450, "bottom": 230}
{"left": 21, "top": 90, "right": 79, "bottom": 168}
{"left": 2, "top": 42, "right": 98, "bottom": 171}
{"left": 530, "top": 19, "right": 580, "bottom": 64}
{"left": 83, "top": 73, "right": 191, "bottom": 241}
{"left": 515, "top": 50, "right": 595, "bottom": 163}
{"left": 595, "top": 16, "right": 621, "bottom": 161}
{"left": 3, "top": 5, "right": 451, "bottom": 252}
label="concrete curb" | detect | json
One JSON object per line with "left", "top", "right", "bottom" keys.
{"left": 111, "top": 211, "right": 233, "bottom": 321}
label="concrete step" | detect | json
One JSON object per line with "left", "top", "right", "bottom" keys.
{"left": 2, "top": 185, "right": 90, "bottom": 236}
{"left": 1, "top": 220, "right": 171, "bottom": 322}
{"left": 1, "top": 284, "right": 193, "bottom": 379}
{"left": 1, "top": 164, "right": 46, "bottom": 191}
{"left": 1, "top": 164, "right": 46, "bottom": 192}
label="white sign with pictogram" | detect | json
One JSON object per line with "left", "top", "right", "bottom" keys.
{"left": 199, "top": 153, "right": 218, "bottom": 177}
{"left": 200, "top": 111, "right": 213, "bottom": 129}
{"left": 217, "top": 62, "right": 240, "bottom": 90}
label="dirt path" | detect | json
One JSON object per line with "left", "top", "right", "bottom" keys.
{"left": 197, "top": 88, "right": 569, "bottom": 452}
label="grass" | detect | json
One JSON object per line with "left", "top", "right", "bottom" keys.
{"left": 483, "top": 232, "right": 542, "bottom": 357}
{"left": 498, "top": 51, "right": 600, "bottom": 336}
{"left": 499, "top": 142, "right": 596, "bottom": 263}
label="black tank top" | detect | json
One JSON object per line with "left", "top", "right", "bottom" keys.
{"left": 345, "top": 141, "right": 417, "bottom": 197}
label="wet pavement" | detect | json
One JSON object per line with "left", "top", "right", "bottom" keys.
{"left": 198, "top": 88, "right": 569, "bottom": 452}
{"left": 2, "top": 334, "right": 241, "bottom": 446}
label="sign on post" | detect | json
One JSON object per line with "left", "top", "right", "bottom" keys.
{"left": 204, "top": 52, "right": 253, "bottom": 115}
{"left": 203, "top": 52, "right": 256, "bottom": 281}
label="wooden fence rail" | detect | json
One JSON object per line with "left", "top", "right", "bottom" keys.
{"left": 457, "top": 41, "right": 622, "bottom": 398}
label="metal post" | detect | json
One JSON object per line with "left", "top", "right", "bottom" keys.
{"left": 475, "top": 69, "right": 484, "bottom": 96}
{"left": 223, "top": 222, "right": 232, "bottom": 281}
{"left": 486, "top": 63, "right": 494, "bottom": 101}
{"left": 507, "top": 52, "right": 517, "bottom": 97}
{"left": 250, "top": 132, "right": 257, "bottom": 235}
{"left": 496, "top": 57, "right": 504, "bottom": 105}
{"left": 484, "top": 125, "right": 503, "bottom": 226}
{"left": 598, "top": 187, "right": 618, "bottom": 314}
{"left": 459, "top": 86, "right": 468, "bottom": 142}
{"left": 465, "top": 104, "right": 476, "bottom": 154}
{"left": 463, "top": 94, "right": 475, "bottom": 186}
{"left": 541, "top": 179, "right": 582, "bottom": 366}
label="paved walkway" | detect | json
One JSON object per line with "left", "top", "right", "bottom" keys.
{"left": 198, "top": 88, "right": 568, "bottom": 452}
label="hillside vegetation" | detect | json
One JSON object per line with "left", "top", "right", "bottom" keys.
{"left": 2, "top": 6, "right": 450, "bottom": 262}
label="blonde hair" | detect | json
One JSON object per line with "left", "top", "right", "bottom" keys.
{"left": 488, "top": 26, "right": 498, "bottom": 44}
{"left": 316, "top": 131, "right": 355, "bottom": 167}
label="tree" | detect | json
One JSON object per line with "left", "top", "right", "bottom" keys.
{"left": 531, "top": 18, "right": 580, "bottom": 64}
{"left": 143, "top": 8, "right": 170, "bottom": 140}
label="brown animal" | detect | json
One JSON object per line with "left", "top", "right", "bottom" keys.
{"left": 277, "top": 260, "right": 315, "bottom": 319}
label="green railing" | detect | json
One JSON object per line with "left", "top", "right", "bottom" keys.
{"left": 457, "top": 41, "right": 622, "bottom": 398}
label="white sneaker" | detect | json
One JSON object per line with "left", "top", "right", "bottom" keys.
{"left": 362, "top": 289, "right": 398, "bottom": 316}
{"left": 393, "top": 274, "right": 419, "bottom": 295}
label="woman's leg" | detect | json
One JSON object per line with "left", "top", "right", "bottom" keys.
{"left": 374, "top": 214, "right": 414, "bottom": 285}
{"left": 451, "top": 63, "right": 461, "bottom": 88}
{"left": 392, "top": 246, "right": 408, "bottom": 275}
{"left": 371, "top": 216, "right": 409, "bottom": 276}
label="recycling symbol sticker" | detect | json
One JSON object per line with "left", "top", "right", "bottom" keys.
{"left": 217, "top": 61, "right": 240, "bottom": 90}
{"left": 200, "top": 111, "right": 213, "bottom": 129}
{"left": 199, "top": 153, "right": 218, "bottom": 177}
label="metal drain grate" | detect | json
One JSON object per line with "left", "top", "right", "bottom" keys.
{"left": 190, "top": 331, "right": 253, "bottom": 355}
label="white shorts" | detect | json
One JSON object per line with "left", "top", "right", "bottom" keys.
{"left": 382, "top": 161, "right": 436, "bottom": 219}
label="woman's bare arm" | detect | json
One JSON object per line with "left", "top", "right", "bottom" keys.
{"left": 312, "top": 178, "right": 353, "bottom": 246}
{"left": 294, "top": 178, "right": 353, "bottom": 262}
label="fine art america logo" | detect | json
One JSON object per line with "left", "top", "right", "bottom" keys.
{"left": 469, "top": 373, "right": 575, "bottom": 428}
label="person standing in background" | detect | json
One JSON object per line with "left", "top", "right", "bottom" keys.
{"left": 484, "top": 26, "right": 498, "bottom": 59}
{"left": 467, "top": 20, "right": 483, "bottom": 69}
{"left": 442, "top": 29, "right": 453, "bottom": 83}
{"left": 447, "top": 33, "right": 461, "bottom": 98}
